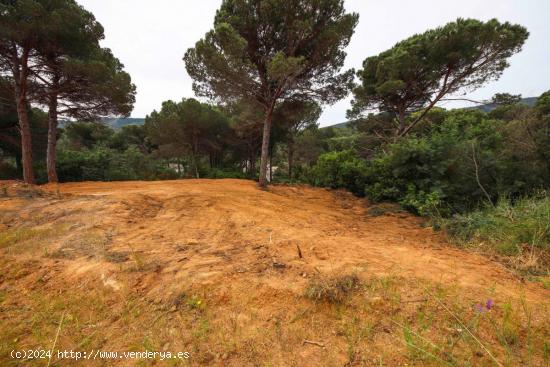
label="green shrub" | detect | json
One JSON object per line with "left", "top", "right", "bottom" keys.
{"left": 309, "top": 150, "right": 368, "bottom": 196}
{"left": 203, "top": 167, "right": 247, "bottom": 179}
{"left": 442, "top": 193, "right": 550, "bottom": 272}
{"left": 362, "top": 108, "right": 548, "bottom": 215}
{"left": 56, "top": 146, "right": 178, "bottom": 182}
{"left": 0, "top": 160, "right": 19, "bottom": 180}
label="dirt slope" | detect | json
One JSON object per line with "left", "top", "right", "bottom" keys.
{"left": 39, "top": 179, "right": 545, "bottom": 299}
{"left": 1, "top": 179, "right": 548, "bottom": 366}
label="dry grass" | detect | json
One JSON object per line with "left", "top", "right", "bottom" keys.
{"left": 0, "top": 256, "right": 548, "bottom": 366}
{"left": 0, "top": 225, "right": 67, "bottom": 249}
{"left": 304, "top": 273, "right": 360, "bottom": 303}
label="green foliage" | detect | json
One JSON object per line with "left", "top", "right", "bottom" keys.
{"left": 535, "top": 90, "right": 550, "bottom": 116}
{"left": 309, "top": 150, "right": 368, "bottom": 196}
{"left": 349, "top": 18, "right": 529, "bottom": 136}
{"left": 0, "top": 160, "right": 19, "bottom": 180}
{"left": 306, "top": 98, "right": 549, "bottom": 219}
{"left": 56, "top": 47, "right": 136, "bottom": 120}
{"left": 184, "top": 0, "right": 359, "bottom": 185}
{"left": 185, "top": 0, "right": 358, "bottom": 105}
{"left": 442, "top": 194, "right": 550, "bottom": 272}
{"left": 0, "top": 0, "right": 135, "bottom": 183}
{"left": 145, "top": 98, "right": 231, "bottom": 178}
{"left": 63, "top": 121, "right": 113, "bottom": 149}
{"left": 109, "top": 124, "right": 149, "bottom": 152}
{"left": 56, "top": 145, "right": 176, "bottom": 182}
{"left": 0, "top": 84, "right": 49, "bottom": 164}
{"left": 364, "top": 107, "right": 548, "bottom": 215}
{"left": 492, "top": 93, "right": 522, "bottom": 106}
{"left": 54, "top": 124, "right": 177, "bottom": 182}
{"left": 444, "top": 194, "right": 550, "bottom": 251}
{"left": 202, "top": 168, "right": 247, "bottom": 179}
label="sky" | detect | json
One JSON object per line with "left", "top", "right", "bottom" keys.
{"left": 77, "top": 0, "right": 550, "bottom": 127}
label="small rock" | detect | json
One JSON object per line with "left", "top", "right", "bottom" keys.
{"left": 273, "top": 262, "right": 286, "bottom": 269}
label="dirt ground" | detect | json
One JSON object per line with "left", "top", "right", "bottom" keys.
{"left": 1, "top": 179, "right": 549, "bottom": 366}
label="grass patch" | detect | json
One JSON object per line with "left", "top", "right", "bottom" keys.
{"left": 442, "top": 193, "right": 550, "bottom": 273}
{"left": 304, "top": 273, "right": 360, "bottom": 303}
{"left": 0, "top": 226, "right": 62, "bottom": 249}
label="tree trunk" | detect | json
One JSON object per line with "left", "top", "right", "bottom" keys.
{"left": 396, "top": 109, "right": 406, "bottom": 136}
{"left": 258, "top": 109, "right": 273, "bottom": 188}
{"left": 12, "top": 47, "right": 34, "bottom": 184}
{"left": 46, "top": 92, "right": 59, "bottom": 183}
{"left": 15, "top": 95, "right": 34, "bottom": 184}
{"left": 269, "top": 152, "right": 273, "bottom": 182}
{"left": 288, "top": 140, "right": 294, "bottom": 180}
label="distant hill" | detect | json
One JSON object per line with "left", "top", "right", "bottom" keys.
{"left": 469, "top": 97, "right": 537, "bottom": 113}
{"left": 101, "top": 117, "right": 145, "bottom": 129}
{"left": 323, "top": 121, "right": 349, "bottom": 129}
{"left": 59, "top": 117, "right": 145, "bottom": 129}
{"left": 322, "top": 96, "right": 538, "bottom": 129}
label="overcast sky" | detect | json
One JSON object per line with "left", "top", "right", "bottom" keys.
{"left": 77, "top": 0, "right": 550, "bottom": 127}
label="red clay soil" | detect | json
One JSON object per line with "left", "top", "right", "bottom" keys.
{"left": 34, "top": 179, "right": 546, "bottom": 302}
{"left": 0, "top": 179, "right": 548, "bottom": 366}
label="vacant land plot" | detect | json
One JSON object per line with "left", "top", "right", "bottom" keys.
{"left": 0, "top": 179, "right": 548, "bottom": 366}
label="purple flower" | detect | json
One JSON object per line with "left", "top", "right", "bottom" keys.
{"left": 474, "top": 299, "right": 495, "bottom": 313}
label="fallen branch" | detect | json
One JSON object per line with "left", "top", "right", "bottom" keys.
{"left": 303, "top": 339, "right": 325, "bottom": 348}
{"left": 296, "top": 244, "right": 303, "bottom": 259}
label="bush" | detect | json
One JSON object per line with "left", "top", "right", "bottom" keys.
{"left": 0, "top": 160, "right": 19, "bottom": 180}
{"left": 304, "top": 274, "right": 360, "bottom": 303}
{"left": 56, "top": 146, "right": 178, "bottom": 182}
{"left": 442, "top": 193, "right": 550, "bottom": 273}
{"left": 362, "top": 108, "right": 549, "bottom": 215}
{"left": 203, "top": 167, "right": 247, "bottom": 179}
{"left": 309, "top": 150, "right": 368, "bottom": 196}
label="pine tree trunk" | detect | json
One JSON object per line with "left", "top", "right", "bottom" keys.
{"left": 269, "top": 152, "right": 273, "bottom": 181}
{"left": 397, "top": 109, "right": 406, "bottom": 136}
{"left": 13, "top": 48, "right": 34, "bottom": 184}
{"left": 258, "top": 109, "right": 273, "bottom": 188}
{"left": 46, "top": 93, "right": 59, "bottom": 183}
{"left": 15, "top": 95, "right": 34, "bottom": 184}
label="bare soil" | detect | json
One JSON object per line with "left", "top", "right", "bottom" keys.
{"left": 0, "top": 179, "right": 548, "bottom": 366}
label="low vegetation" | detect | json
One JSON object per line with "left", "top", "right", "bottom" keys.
{"left": 443, "top": 194, "right": 550, "bottom": 274}
{"left": 304, "top": 274, "right": 360, "bottom": 303}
